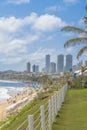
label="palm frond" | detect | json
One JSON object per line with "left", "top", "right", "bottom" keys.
{"left": 64, "top": 37, "right": 87, "bottom": 48}
{"left": 61, "top": 26, "right": 87, "bottom": 34}
{"left": 77, "top": 45, "right": 87, "bottom": 59}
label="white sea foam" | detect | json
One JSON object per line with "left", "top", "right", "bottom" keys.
{"left": 0, "top": 80, "right": 22, "bottom": 83}
{"left": 0, "top": 81, "right": 27, "bottom": 103}
{"left": 0, "top": 88, "right": 11, "bottom": 102}
{"left": 0, "top": 86, "right": 26, "bottom": 103}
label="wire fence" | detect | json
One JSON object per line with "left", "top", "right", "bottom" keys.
{"left": 17, "top": 84, "right": 68, "bottom": 130}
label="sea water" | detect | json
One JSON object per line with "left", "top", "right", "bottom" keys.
{"left": 0, "top": 80, "right": 28, "bottom": 103}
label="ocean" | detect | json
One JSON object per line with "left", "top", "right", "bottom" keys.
{"left": 0, "top": 80, "right": 28, "bottom": 103}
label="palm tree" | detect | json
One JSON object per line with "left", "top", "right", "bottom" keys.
{"left": 61, "top": 6, "right": 87, "bottom": 59}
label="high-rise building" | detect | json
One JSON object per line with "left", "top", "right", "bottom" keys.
{"left": 32, "top": 64, "right": 39, "bottom": 73}
{"left": 27, "top": 62, "right": 31, "bottom": 72}
{"left": 66, "top": 54, "right": 73, "bottom": 72}
{"left": 45, "top": 54, "right": 50, "bottom": 73}
{"left": 50, "top": 62, "right": 56, "bottom": 73}
{"left": 32, "top": 64, "right": 35, "bottom": 72}
{"left": 35, "top": 65, "right": 39, "bottom": 72}
{"left": 57, "top": 54, "right": 64, "bottom": 73}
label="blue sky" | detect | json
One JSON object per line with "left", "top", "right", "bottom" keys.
{"left": 0, "top": 0, "right": 86, "bottom": 71}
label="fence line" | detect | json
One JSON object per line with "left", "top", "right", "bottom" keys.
{"left": 18, "top": 84, "right": 68, "bottom": 130}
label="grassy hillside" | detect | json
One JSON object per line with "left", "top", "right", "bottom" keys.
{"left": 53, "top": 89, "right": 87, "bottom": 130}
{"left": 0, "top": 91, "right": 53, "bottom": 130}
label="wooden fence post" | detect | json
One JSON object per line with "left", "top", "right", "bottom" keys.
{"left": 54, "top": 94, "right": 57, "bottom": 116}
{"left": 57, "top": 91, "right": 60, "bottom": 112}
{"left": 58, "top": 90, "right": 61, "bottom": 111}
{"left": 40, "top": 105, "right": 45, "bottom": 130}
{"left": 51, "top": 95, "right": 55, "bottom": 123}
{"left": 28, "top": 115, "right": 34, "bottom": 130}
{"left": 48, "top": 100, "right": 52, "bottom": 130}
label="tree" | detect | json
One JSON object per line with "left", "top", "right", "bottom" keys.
{"left": 61, "top": 6, "right": 87, "bottom": 59}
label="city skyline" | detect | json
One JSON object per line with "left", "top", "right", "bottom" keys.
{"left": 0, "top": 0, "right": 86, "bottom": 71}
{"left": 27, "top": 54, "right": 73, "bottom": 73}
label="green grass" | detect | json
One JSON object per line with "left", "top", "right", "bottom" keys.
{"left": 0, "top": 91, "right": 53, "bottom": 130}
{"left": 53, "top": 89, "right": 87, "bottom": 130}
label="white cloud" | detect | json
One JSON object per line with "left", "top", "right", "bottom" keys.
{"left": 45, "top": 6, "right": 66, "bottom": 12}
{"left": 29, "top": 48, "right": 56, "bottom": 62}
{"left": 0, "top": 13, "right": 37, "bottom": 33}
{"left": 0, "top": 57, "right": 23, "bottom": 64}
{"left": 0, "top": 34, "right": 40, "bottom": 54}
{"left": 0, "top": 12, "right": 66, "bottom": 55}
{"left": 63, "top": 32, "right": 75, "bottom": 37}
{"left": 7, "top": 0, "right": 30, "bottom": 4}
{"left": 46, "top": 35, "right": 55, "bottom": 40}
{"left": 63, "top": 0, "right": 78, "bottom": 3}
{"left": 78, "top": 18, "right": 84, "bottom": 27}
{"left": 26, "top": 48, "right": 57, "bottom": 69}
{"left": 0, "top": 13, "right": 66, "bottom": 33}
{"left": 66, "top": 47, "right": 73, "bottom": 53}
{"left": 0, "top": 13, "right": 67, "bottom": 70}
{"left": 33, "top": 14, "right": 66, "bottom": 31}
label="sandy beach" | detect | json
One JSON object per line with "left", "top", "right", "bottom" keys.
{"left": 0, "top": 87, "right": 38, "bottom": 121}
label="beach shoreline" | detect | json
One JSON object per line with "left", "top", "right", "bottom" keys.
{"left": 0, "top": 85, "right": 38, "bottom": 121}
{"left": 0, "top": 80, "right": 28, "bottom": 103}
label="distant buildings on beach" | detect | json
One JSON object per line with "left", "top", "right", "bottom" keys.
{"left": 26, "top": 54, "right": 84, "bottom": 74}
{"left": 44, "top": 54, "right": 73, "bottom": 73}
{"left": 27, "top": 62, "right": 31, "bottom": 73}
{"left": 57, "top": 54, "right": 64, "bottom": 73}
{"left": 26, "top": 54, "right": 74, "bottom": 74}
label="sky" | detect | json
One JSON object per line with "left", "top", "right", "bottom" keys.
{"left": 0, "top": 0, "right": 86, "bottom": 71}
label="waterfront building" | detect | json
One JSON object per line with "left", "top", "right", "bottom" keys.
{"left": 35, "top": 65, "right": 39, "bottom": 72}
{"left": 32, "top": 64, "right": 36, "bottom": 72}
{"left": 45, "top": 54, "right": 50, "bottom": 73}
{"left": 50, "top": 62, "right": 56, "bottom": 73}
{"left": 32, "top": 64, "right": 39, "bottom": 72}
{"left": 66, "top": 54, "right": 73, "bottom": 72}
{"left": 57, "top": 54, "right": 64, "bottom": 73}
{"left": 27, "top": 62, "right": 31, "bottom": 72}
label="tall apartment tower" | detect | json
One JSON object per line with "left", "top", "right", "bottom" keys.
{"left": 32, "top": 65, "right": 39, "bottom": 73}
{"left": 27, "top": 62, "right": 31, "bottom": 72}
{"left": 35, "top": 65, "right": 39, "bottom": 72}
{"left": 50, "top": 62, "right": 56, "bottom": 73}
{"left": 57, "top": 54, "right": 64, "bottom": 73}
{"left": 66, "top": 54, "right": 73, "bottom": 72}
{"left": 32, "top": 64, "right": 36, "bottom": 72}
{"left": 45, "top": 54, "right": 50, "bottom": 73}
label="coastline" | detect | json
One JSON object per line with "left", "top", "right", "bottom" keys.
{"left": 0, "top": 80, "right": 40, "bottom": 121}
{"left": 0, "top": 79, "right": 22, "bottom": 83}
{"left": 0, "top": 80, "right": 28, "bottom": 103}
{"left": 0, "top": 85, "right": 38, "bottom": 121}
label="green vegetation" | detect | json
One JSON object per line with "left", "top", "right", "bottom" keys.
{"left": 68, "top": 75, "right": 87, "bottom": 88}
{"left": 1, "top": 74, "right": 87, "bottom": 130}
{"left": 0, "top": 90, "right": 54, "bottom": 130}
{"left": 61, "top": 6, "right": 87, "bottom": 59}
{"left": 0, "top": 74, "right": 66, "bottom": 130}
{"left": 53, "top": 89, "right": 87, "bottom": 130}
